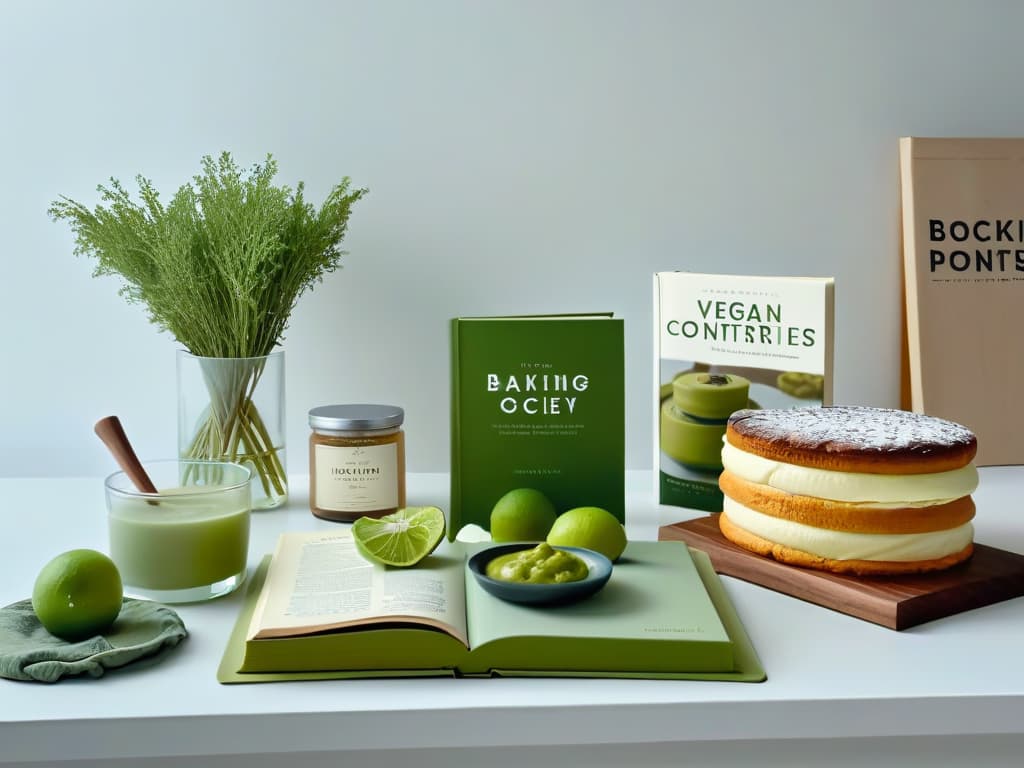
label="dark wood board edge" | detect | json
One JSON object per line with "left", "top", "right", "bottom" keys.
{"left": 660, "top": 515, "right": 1024, "bottom": 631}
{"left": 894, "top": 548, "right": 1024, "bottom": 629}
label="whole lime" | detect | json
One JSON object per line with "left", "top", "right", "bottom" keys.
{"left": 490, "top": 488, "right": 558, "bottom": 542}
{"left": 546, "top": 506, "right": 627, "bottom": 562}
{"left": 32, "top": 549, "right": 123, "bottom": 641}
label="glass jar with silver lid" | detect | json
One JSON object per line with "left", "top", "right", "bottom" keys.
{"left": 308, "top": 404, "right": 406, "bottom": 522}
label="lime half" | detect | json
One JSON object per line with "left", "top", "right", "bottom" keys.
{"left": 352, "top": 506, "right": 446, "bottom": 567}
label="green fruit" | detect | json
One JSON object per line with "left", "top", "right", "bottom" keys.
{"left": 352, "top": 506, "right": 446, "bottom": 567}
{"left": 776, "top": 371, "right": 824, "bottom": 399}
{"left": 489, "top": 488, "right": 558, "bottom": 542}
{"left": 546, "top": 506, "right": 627, "bottom": 562}
{"left": 32, "top": 549, "right": 123, "bottom": 641}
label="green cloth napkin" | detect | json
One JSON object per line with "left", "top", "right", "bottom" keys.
{"left": 0, "top": 598, "right": 187, "bottom": 683}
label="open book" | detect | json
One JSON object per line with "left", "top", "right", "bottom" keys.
{"left": 218, "top": 530, "right": 765, "bottom": 682}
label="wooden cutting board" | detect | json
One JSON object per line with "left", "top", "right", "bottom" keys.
{"left": 660, "top": 515, "right": 1024, "bottom": 630}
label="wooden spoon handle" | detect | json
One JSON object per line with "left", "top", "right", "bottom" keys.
{"left": 94, "top": 416, "right": 159, "bottom": 494}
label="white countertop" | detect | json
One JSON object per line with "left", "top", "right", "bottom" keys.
{"left": 2, "top": 469, "right": 1024, "bottom": 767}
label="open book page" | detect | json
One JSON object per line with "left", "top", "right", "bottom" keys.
{"left": 247, "top": 530, "right": 468, "bottom": 644}
{"left": 461, "top": 541, "right": 734, "bottom": 674}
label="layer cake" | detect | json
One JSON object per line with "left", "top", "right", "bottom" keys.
{"left": 718, "top": 406, "right": 978, "bottom": 576}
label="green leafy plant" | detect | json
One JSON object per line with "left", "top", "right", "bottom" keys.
{"left": 50, "top": 152, "right": 367, "bottom": 503}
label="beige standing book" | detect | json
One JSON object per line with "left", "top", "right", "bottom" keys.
{"left": 900, "top": 137, "right": 1024, "bottom": 465}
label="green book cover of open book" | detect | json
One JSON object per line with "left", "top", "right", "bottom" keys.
{"left": 450, "top": 314, "right": 625, "bottom": 540}
{"left": 217, "top": 531, "right": 765, "bottom": 683}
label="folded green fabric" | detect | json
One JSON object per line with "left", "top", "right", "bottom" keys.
{"left": 0, "top": 598, "right": 187, "bottom": 683}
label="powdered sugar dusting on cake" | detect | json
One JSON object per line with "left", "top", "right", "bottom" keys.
{"left": 728, "top": 406, "right": 977, "bottom": 457}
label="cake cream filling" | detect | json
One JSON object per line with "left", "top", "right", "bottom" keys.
{"left": 722, "top": 497, "right": 974, "bottom": 562}
{"left": 721, "top": 442, "right": 979, "bottom": 504}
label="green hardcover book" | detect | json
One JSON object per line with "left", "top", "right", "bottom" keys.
{"left": 217, "top": 530, "right": 766, "bottom": 683}
{"left": 450, "top": 314, "right": 625, "bottom": 540}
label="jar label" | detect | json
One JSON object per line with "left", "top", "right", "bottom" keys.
{"left": 314, "top": 443, "right": 399, "bottom": 512}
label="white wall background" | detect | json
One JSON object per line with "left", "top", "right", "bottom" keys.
{"left": 3, "top": 0, "right": 1022, "bottom": 479}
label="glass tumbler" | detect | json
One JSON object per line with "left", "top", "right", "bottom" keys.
{"left": 104, "top": 459, "right": 252, "bottom": 603}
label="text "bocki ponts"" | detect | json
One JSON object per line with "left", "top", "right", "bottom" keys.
{"left": 929, "top": 218, "right": 1024, "bottom": 272}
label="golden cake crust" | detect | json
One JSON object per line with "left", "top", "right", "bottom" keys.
{"left": 726, "top": 406, "right": 977, "bottom": 475}
{"left": 718, "top": 512, "right": 974, "bottom": 576}
{"left": 718, "top": 471, "right": 975, "bottom": 534}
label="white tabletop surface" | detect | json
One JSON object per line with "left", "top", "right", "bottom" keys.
{"left": 2, "top": 469, "right": 1023, "bottom": 767}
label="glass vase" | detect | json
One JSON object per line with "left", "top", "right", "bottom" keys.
{"left": 177, "top": 350, "right": 287, "bottom": 510}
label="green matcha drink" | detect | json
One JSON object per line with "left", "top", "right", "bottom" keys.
{"left": 104, "top": 460, "right": 252, "bottom": 600}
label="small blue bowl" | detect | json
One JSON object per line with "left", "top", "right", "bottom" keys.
{"left": 467, "top": 544, "right": 613, "bottom": 606}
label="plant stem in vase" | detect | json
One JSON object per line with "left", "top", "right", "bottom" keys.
{"left": 178, "top": 351, "right": 287, "bottom": 509}
{"left": 49, "top": 152, "right": 367, "bottom": 509}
